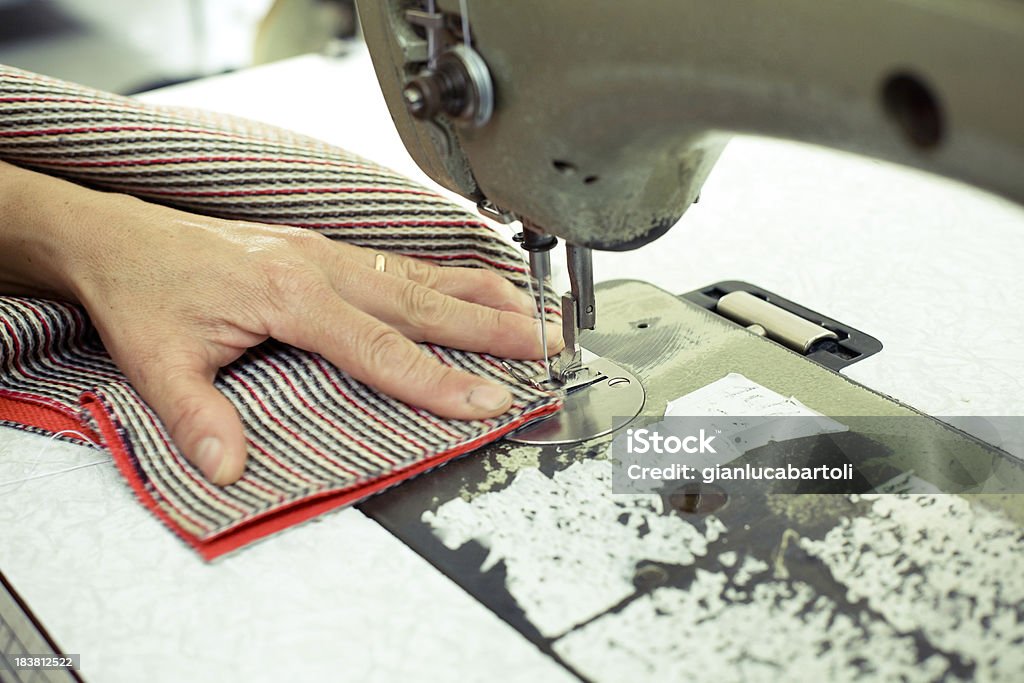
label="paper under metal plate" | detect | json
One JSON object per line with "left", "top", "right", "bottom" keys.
{"left": 505, "top": 357, "right": 646, "bottom": 445}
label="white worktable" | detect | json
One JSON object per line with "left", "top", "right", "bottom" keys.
{"left": 1, "top": 43, "right": 1022, "bottom": 683}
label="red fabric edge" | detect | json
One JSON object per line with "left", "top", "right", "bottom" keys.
{"left": 80, "top": 391, "right": 561, "bottom": 561}
{"left": 0, "top": 390, "right": 97, "bottom": 443}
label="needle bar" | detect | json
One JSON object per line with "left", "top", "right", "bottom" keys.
{"left": 529, "top": 249, "right": 552, "bottom": 382}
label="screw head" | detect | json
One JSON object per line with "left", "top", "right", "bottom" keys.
{"left": 402, "top": 83, "right": 426, "bottom": 116}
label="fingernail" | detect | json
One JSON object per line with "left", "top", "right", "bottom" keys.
{"left": 468, "top": 384, "right": 512, "bottom": 412}
{"left": 544, "top": 322, "right": 565, "bottom": 353}
{"left": 195, "top": 436, "right": 225, "bottom": 483}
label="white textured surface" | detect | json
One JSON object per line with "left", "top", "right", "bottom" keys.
{"left": 0, "top": 428, "right": 576, "bottom": 683}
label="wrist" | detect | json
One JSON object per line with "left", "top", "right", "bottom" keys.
{"left": 0, "top": 161, "right": 124, "bottom": 302}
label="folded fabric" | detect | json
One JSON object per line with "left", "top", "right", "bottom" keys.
{"left": 0, "top": 66, "right": 560, "bottom": 560}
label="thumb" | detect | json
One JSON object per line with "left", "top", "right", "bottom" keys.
{"left": 134, "top": 360, "right": 248, "bottom": 486}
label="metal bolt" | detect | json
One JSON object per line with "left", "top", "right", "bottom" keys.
{"left": 403, "top": 83, "right": 427, "bottom": 117}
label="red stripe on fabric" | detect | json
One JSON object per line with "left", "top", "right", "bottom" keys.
{"left": 21, "top": 155, "right": 373, "bottom": 171}
{"left": 392, "top": 252, "right": 528, "bottom": 275}
{"left": 0, "top": 125, "right": 253, "bottom": 140}
{"left": 308, "top": 354, "right": 428, "bottom": 455}
{"left": 256, "top": 351, "right": 397, "bottom": 465}
{"left": 225, "top": 368, "right": 362, "bottom": 479}
{"left": 246, "top": 439, "right": 322, "bottom": 485}
{"left": 0, "top": 96, "right": 148, "bottom": 109}
{"left": 310, "top": 220, "right": 489, "bottom": 229}
{"left": 408, "top": 404, "right": 461, "bottom": 440}
{"left": 237, "top": 474, "right": 289, "bottom": 503}
{"left": 120, "top": 186, "right": 436, "bottom": 198}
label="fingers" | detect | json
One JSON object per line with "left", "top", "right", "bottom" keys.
{"left": 125, "top": 352, "right": 248, "bottom": 486}
{"left": 323, "top": 242, "right": 565, "bottom": 358}
{"left": 349, "top": 276, "right": 564, "bottom": 359}
{"left": 323, "top": 245, "right": 564, "bottom": 359}
{"left": 393, "top": 256, "right": 537, "bottom": 316}
{"left": 332, "top": 242, "right": 536, "bottom": 316}
{"left": 268, "top": 287, "right": 516, "bottom": 420}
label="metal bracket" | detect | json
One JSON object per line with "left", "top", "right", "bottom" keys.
{"left": 681, "top": 281, "right": 883, "bottom": 371}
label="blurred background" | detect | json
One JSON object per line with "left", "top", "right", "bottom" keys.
{"left": 0, "top": 0, "right": 358, "bottom": 93}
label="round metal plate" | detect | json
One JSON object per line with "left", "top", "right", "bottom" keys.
{"left": 506, "top": 357, "right": 646, "bottom": 445}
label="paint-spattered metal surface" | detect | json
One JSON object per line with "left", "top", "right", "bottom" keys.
{"left": 361, "top": 280, "right": 1024, "bottom": 682}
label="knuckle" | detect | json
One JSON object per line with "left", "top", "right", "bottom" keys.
{"left": 401, "top": 257, "right": 439, "bottom": 287}
{"left": 354, "top": 323, "right": 450, "bottom": 391}
{"left": 356, "top": 324, "right": 413, "bottom": 374}
{"left": 261, "top": 257, "right": 326, "bottom": 305}
{"left": 399, "top": 280, "right": 452, "bottom": 330}
{"left": 284, "top": 226, "right": 328, "bottom": 250}
{"left": 256, "top": 230, "right": 330, "bottom": 297}
{"left": 474, "top": 270, "right": 512, "bottom": 300}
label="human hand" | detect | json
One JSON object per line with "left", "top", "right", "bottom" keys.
{"left": 0, "top": 162, "right": 563, "bottom": 485}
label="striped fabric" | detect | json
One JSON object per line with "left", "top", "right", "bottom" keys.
{"left": 0, "top": 66, "right": 560, "bottom": 559}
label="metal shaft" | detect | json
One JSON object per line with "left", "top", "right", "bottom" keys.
{"left": 530, "top": 250, "right": 552, "bottom": 379}
{"left": 566, "top": 243, "right": 595, "bottom": 330}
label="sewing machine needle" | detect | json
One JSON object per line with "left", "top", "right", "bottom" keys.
{"left": 527, "top": 247, "right": 553, "bottom": 382}
{"left": 518, "top": 227, "right": 557, "bottom": 384}
{"left": 521, "top": 256, "right": 550, "bottom": 383}
{"left": 538, "top": 282, "right": 551, "bottom": 381}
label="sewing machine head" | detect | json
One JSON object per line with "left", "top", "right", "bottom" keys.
{"left": 356, "top": 0, "right": 1024, "bottom": 411}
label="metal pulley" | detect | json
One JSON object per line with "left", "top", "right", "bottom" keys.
{"left": 402, "top": 45, "right": 494, "bottom": 127}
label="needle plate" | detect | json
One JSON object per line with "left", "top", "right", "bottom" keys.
{"left": 505, "top": 356, "right": 646, "bottom": 445}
